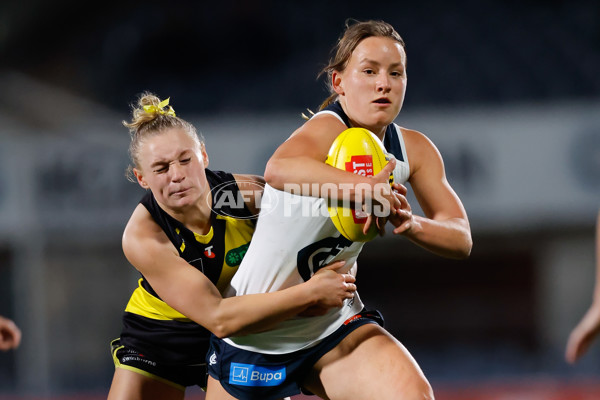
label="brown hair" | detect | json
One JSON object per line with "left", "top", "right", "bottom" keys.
{"left": 318, "top": 19, "right": 406, "bottom": 110}
{"left": 123, "top": 91, "right": 204, "bottom": 181}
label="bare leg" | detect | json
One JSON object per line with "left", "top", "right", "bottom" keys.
{"left": 303, "top": 324, "right": 434, "bottom": 400}
{"left": 107, "top": 368, "right": 185, "bottom": 400}
{"left": 205, "top": 376, "right": 238, "bottom": 400}
{"left": 205, "top": 375, "right": 290, "bottom": 400}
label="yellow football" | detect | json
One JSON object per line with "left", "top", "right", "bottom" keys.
{"left": 325, "top": 127, "right": 392, "bottom": 242}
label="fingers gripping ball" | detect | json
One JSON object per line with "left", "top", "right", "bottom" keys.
{"left": 325, "top": 128, "right": 393, "bottom": 242}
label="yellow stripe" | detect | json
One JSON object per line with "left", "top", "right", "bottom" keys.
{"left": 111, "top": 339, "right": 184, "bottom": 391}
{"left": 176, "top": 228, "right": 186, "bottom": 252}
{"left": 111, "top": 341, "right": 125, "bottom": 367}
{"left": 214, "top": 215, "right": 255, "bottom": 291}
{"left": 124, "top": 279, "right": 191, "bottom": 322}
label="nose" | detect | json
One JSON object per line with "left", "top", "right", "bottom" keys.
{"left": 169, "top": 163, "right": 185, "bottom": 182}
{"left": 376, "top": 73, "right": 391, "bottom": 93}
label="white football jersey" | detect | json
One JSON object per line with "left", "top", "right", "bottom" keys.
{"left": 223, "top": 104, "right": 410, "bottom": 354}
{"left": 223, "top": 186, "right": 365, "bottom": 354}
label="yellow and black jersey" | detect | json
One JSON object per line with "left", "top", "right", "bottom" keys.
{"left": 119, "top": 169, "right": 256, "bottom": 365}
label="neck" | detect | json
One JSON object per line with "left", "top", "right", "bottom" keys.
{"left": 337, "top": 99, "right": 387, "bottom": 140}
{"left": 348, "top": 117, "right": 386, "bottom": 140}
{"left": 371, "top": 127, "right": 386, "bottom": 141}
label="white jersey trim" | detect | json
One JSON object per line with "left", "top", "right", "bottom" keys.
{"left": 315, "top": 109, "right": 346, "bottom": 125}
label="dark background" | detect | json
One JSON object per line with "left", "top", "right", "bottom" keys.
{"left": 2, "top": 0, "right": 599, "bottom": 114}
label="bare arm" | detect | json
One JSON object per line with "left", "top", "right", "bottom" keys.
{"left": 267, "top": 116, "right": 470, "bottom": 259}
{"left": 388, "top": 129, "right": 472, "bottom": 259}
{"left": 123, "top": 205, "right": 356, "bottom": 339}
{"left": 264, "top": 114, "right": 396, "bottom": 204}
{"left": 565, "top": 210, "right": 600, "bottom": 363}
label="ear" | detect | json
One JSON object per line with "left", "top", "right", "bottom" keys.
{"left": 200, "top": 143, "right": 209, "bottom": 168}
{"left": 332, "top": 71, "right": 344, "bottom": 95}
{"left": 133, "top": 168, "right": 150, "bottom": 190}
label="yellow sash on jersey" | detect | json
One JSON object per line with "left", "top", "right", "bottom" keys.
{"left": 124, "top": 279, "right": 192, "bottom": 322}
{"left": 214, "top": 214, "right": 253, "bottom": 290}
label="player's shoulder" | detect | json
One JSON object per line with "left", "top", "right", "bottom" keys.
{"left": 397, "top": 127, "right": 445, "bottom": 178}
{"left": 398, "top": 126, "right": 439, "bottom": 152}
{"left": 123, "top": 204, "right": 174, "bottom": 266}
{"left": 296, "top": 108, "right": 347, "bottom": 135}
{"left": 209, "top": 170, "right": 264, "bottom": 195}
{"left": 232, "top": 173, "right": 265, "bottom": 188}
{"left": 398, "top": 126, "right": 427, "bottom": 141}
{"left": 124, "top": 204, "right": 166, "bottom": 246}
{"left": 205, "top": 169, "right": 234, "bottom": 186}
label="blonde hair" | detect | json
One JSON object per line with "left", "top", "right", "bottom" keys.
{"left": 123, "top": 91, "right": 204, "bottom": 181}
{"left": 318, "top": 19, "right": 406, "bottom": 110}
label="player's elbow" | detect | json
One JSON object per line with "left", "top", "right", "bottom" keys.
{"left": 211, "top": 325, "right": 229, "bottom": 339}
{"left": 211, "top": 320, "right": 238, "bottom": 339}
{"left": 454, "top": 234, "right": 473, "bottom": 260}
{"left": 211, "top": 313, "right": 249, "bottom": 339}
{"left": 457, "top": 242, "right": 472, "bottom": 259}
{"left": 439, "top": 232, "right": 472, "bottom": 260}
{"left": 449, "top": 220, "right": 472, "bottom": 259}
{"left": 264, "top": 158, "right": 285, "bottom": 190}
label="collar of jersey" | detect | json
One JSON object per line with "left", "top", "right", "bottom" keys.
{"left": 193, "top": 226, "right": 214, "bottom": 244}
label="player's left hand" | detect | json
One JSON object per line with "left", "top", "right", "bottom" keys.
{"left": 385, "top": 183, "right": 413, "bottom": 235}
{"left": 363, "top": 214, "right": 388, "bottom": 237}
{"left": 363, "top": 183, "right": 412, "bottom": 236}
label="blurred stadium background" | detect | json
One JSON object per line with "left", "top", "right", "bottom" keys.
{"left": 0, "top": 0, "right": 599, "bottom": 398}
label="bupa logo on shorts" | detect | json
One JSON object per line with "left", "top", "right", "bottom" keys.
{"left": 229, "top": 362, "right": 286, "bottom": 387}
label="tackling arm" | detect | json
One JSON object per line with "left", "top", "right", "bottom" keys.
{"left": 122, "top": 205, "right": 356, "bottom": 338}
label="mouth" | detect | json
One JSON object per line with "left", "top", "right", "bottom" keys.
{"left": 170, "top": 187, "right": 190, "bottom": 196}
{"left": 373, "top": 98, "right": 391, "bottom": 105}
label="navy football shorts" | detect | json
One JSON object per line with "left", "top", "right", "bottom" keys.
{"left": 207, "top": 309, "right": 384, "bottom": 400}
{"left": 111, "top": 338, "right": 208, "bottom": 390}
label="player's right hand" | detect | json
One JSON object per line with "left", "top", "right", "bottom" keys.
{"left": 301, "top": 261, "right": 356, "bottom": 316}
{"left": 367, "top": 159, "right": 400, "bottom": 218}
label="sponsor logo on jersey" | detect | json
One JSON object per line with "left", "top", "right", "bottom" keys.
{"left": 225, "top": 243, "right": 250, "bottom": 267}
{"left": 121, "top": 354, "right": 157, "bottom": 367}
{"left": 229, "top": 363, "right": 286, "bottom": 387}
{"left": 204, "top": 245, "right": 216, "bottom": 258}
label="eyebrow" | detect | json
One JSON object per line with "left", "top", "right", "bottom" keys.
{"left": 359, "top": 58, "right": 404, "bottom": 69}
{"left": 149, "top": 149, "right": 192, "bottom": 169}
